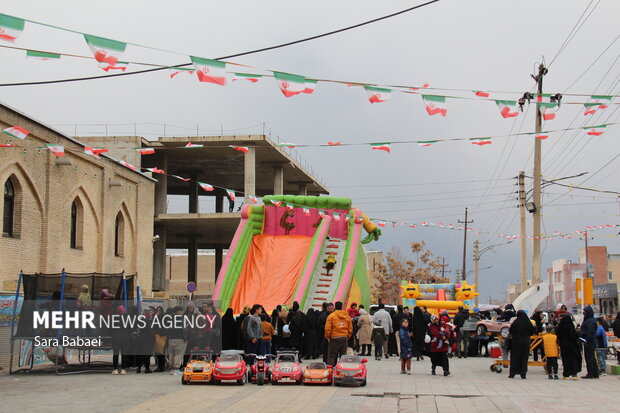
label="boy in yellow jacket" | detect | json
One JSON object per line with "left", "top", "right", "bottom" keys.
{"left": 542, "top": 325, "right": 559, "bottom": 380}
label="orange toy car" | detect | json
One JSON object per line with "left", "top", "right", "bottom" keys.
{"left": 181, "top": 348, "right": 214, "bottom": 385}
{"left": 302, "top": 361, "right": 333, "bottom": 385}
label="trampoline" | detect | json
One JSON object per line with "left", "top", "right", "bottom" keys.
{"left": 9, "top": 270, "right": 140, "bottom": 375}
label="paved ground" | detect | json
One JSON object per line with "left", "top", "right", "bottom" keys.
{"left": 0, "top": 356, "right": 618, "bottom": 413}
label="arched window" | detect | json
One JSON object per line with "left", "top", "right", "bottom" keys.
{"left": 3, "top": 179, "right": 14, "bottom": 236}
{"left": 70, "top": 198, "right": 83, "bottom": 249}
{"left": 114, "top": 212, "right": 124, "bottom": 257}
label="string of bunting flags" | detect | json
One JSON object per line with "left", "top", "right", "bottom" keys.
{"left": 1, "top": 13, "right": 619, "bottom": 120}
{"left": 1, "top": 125, "right": 617, "bottom": 242}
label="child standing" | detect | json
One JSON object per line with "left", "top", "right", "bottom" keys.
{"left": 595, "top": 318, "right": 608, "bottom": 376}
{"left": 372, "top": 325, "right": 387, "bottom": 361}
{"left": 542, "top": 324, "right": 559, "bottom": 379}
{"left": 399, "top": 319, "right": 413, "bottom": 375}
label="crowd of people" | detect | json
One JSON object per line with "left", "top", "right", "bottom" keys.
{"left": 104, "top": 297, "right": 619, "bottom": 380}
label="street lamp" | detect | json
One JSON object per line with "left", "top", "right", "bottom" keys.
{"left": 472, "top": 240, "right": 513, "bottom": 306}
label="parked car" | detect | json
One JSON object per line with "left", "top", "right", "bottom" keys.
{"left": 271, "top": 351, "right": 302, "bottom": 384}
{"left": 303, "top": 361, "right": 333, "bottom": 385}
{"left": 181, "top": 347, "right": 214, "bottom": 385}
{"left": 213, "top": 350, "right": 248, "bottom": 385}
{"left": 333, "top": 355, "right": 368, "bottom": 386}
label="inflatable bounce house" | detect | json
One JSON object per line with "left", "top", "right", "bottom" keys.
{"left": 213, "top": 195, "right": 381, "bottom": 313}
{"left": 400, "top": 280, "right": 479, "bottom": 316}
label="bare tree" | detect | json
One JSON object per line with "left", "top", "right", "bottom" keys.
{"left": 371, "top": 242, "right": 450, "bottom": 303}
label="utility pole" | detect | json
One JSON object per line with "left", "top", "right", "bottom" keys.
{"left": 531, "top": 63, "right": 547, "bottom": 285}
{"left": 458, "top": 208, "right": 474, "bottom": 281}
{"left": 518, "top": 171, "right": 528, "bottom": 293}
{"left": 473, "top": 240, "right": 480, "bottom": 307}
{"left": 584, "top": 229, "right": 590, "bottom": 278}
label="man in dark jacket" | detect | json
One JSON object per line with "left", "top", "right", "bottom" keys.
{"left": 317, "top": 302, "right": 334, "bottom": 363}
{"left": 287, "top": 301, "right": 305, "bottom": 356}
{"left": 580, "top": 305, "right": 599, "bottom": 379}
{"left": 454, "top": 306, "right": 470, "bottom": 358}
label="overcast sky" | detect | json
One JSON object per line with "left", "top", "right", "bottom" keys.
{"left": 2, "top": 0, "right": 619, "bottom": 301}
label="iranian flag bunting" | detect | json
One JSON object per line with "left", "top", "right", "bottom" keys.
{"left": 364, "top": 86, "right": 392, "bottom": 103}
{"left": 303, "top": 79, "right": 318, "bottom": 94}
{"left": 0, "top": 14, "right": 24, "bottom": 42}
{"left": 333, "top": 213, "right": 341, "bottom": 222}
{"left": 409, "top": 83, "right": 430, "bottom": 90}
{"left": 535, "top": 134, "right": 549, "bottom": 140}
{"left": 172, "top": 175, "right": 190, "bottom": 181}
{"left": 377, "top": 221, "right": 386, "bottom": 228}
{"left": 185, "top": 142, "right": 203, "bottom": 148}
{"left": 230, "top": 145, "right": 248, "bottom": 153}
{"left": 409, "top": 224, "right": 416, "bottom": 228}
{"left": 318, "top": 210, "right": 326, "bottom": 217}
{"left": 538, "top": 102, "right": 558, "bottom": 120}
{"left": 285, "top": 203, "right": 294, "bottom": 210}
{"left": 276, "top": 142, "right": 296, "bottom": 148}
{"left": 233, "top": 73, "right": 262, "bottom": 83}
{"left": 583, "top": 95, "right": 613, "bottom": 115}
{"left": 417, "top": 140, "right": 438, "bottom": 147}
{"left": 119, "top": 160, "right": 137, "bottom": 170}
{"left": 26, "top": 50, "right": 61, "bottom": 60}
{"left": 303, "top": 207, "right": 310, "bottom": 216}
{"left": 584, "top": 125, "right": 606, "bottom": 136}
{"left": 326, "top": 141, "right": 341, "bottom": 146}
{"left": 495, "top": 100, "right": 519, "bottom": 118}
{"left": 272, "top": 200, "right": 283, "bottom": 207}
{"left": 274, "top": 72, "right": 306, "bottom": 97}
{"left": 470, "top": 138, "right": 492, "bottom": 146}
{"left": 248, "top": 195, "right": 258, "bottom": 204}
{"left": 146, "top": 167, "right": 165, "bottom": 174}
{"left": 99, "top": 61, "right": 128, "bottom": 72}
{"left": 2, "top": 126, "right": 29, "bottom": 140}
{"left": 84, "top": 147, "right": 108, "bottom": 157}
{"left": 370, "top": 143, "right": 391, "bottom": 153}
{"left": 474, "top": 91, "right": 490, "bottom": 98}
{"left": 422, "top": 95, "right": 447, "bottom": 116}
{"left": 199, "top": 182, "right": 215, "bottom": 192}
{"left": 84, "top": 34, "right": 127, "bottom": 70}
{"left": 190, "top": 56, "right": 227, "bottom": 85}
{"left": 46, "top": 144, "right": 65, "bottom": 157}
{"left": 169, "top": 67, "right": 194, "bottom": 78}
{"left": 137, "top": 148, "right": 155, "bottom": 155}
{"left": 226, "top": 189, "right": 236, "bottom": 201}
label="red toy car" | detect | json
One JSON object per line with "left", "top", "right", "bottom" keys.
{"left": 303, "top": 361, "right": 333, "bottom": 385}
{"left": 270, "top": 351, "right": 302, "bottom": 385}
{"left": 213, "top": 350, "right": 248, "bottom": 385}
{"left": 333, "top": 355, "right": 368, "bottom": 386}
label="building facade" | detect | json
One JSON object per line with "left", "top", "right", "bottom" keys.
{"left": 0, "top": 103, "right": 156, "bottom": 294}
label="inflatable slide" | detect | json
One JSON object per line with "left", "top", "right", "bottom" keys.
{"left": 213, "top": 195, "right": 381, "bottom": 313}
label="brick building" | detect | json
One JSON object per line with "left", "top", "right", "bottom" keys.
{"left": 0, "top": 103, "right": 156, "bottom": 293}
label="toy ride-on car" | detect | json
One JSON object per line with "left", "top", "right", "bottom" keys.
{"left": 213, "top": 350, "right": 249, "bottom": 385}
{"left": 182, "top": 347, "right": 214, "bottom": 385}
{"left": 248, "top": 353, "right": 273, "bottom": 385}
{"left": 302, "top": 361, "right": 333, "bottom": 385}
{"left": 271, "top": 351, "right": 302, "bottom": 384}
{"left": 475, "top": 317, "right": 516, "bottom": 338}
{"left": 333, "top": 355, "right": 368, "bottom": 386}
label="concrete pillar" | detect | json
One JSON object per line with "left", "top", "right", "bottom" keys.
{"left": 215, "top": 192, "right": 223, "bottom": 213}
{"left": 244, "top": 147, "right": 256, "bottom": 202}
{"left": 152, "top": 225, "right": 167, "bottom": 291}
{"left": 273, "top": 165, "right": 284, "bottom": 195}
{"left": 298, "top": 183, "right": 308, "bottom": 196}
{"left": 188, "top": 235, "right": 198, "bottom": 284}
{"left": 215, "top": 246, "right": 223, "bottom": 282}
{"left": 189, "top": 177, "right": 198, "bottom": 214}
{"left": 154, "top": 154, "right": 168, "bottom": 214}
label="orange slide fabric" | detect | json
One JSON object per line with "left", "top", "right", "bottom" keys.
{"left": 229, "top": 234, "right": 311, "bottom": 314}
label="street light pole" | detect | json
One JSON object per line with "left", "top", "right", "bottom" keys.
{"left": 474, "top": 240, "right": 480, "bottom": 307}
